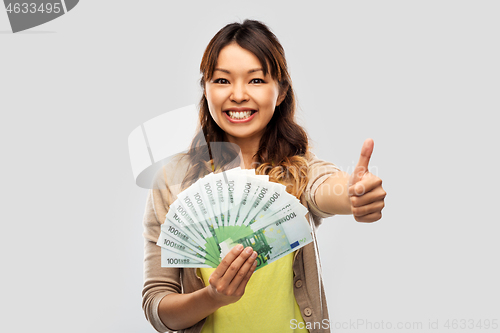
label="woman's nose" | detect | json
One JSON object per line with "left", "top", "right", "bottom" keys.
{"left": 230, "top": 83, "right": 249, "bottom": 103}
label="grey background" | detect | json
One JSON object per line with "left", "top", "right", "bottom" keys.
{"left": 1, "top": 1, "right": 499, "bottom": 332}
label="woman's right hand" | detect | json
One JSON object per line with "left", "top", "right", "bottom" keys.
{"left": 206, "top": 244, "right": 258, "bottom": 307}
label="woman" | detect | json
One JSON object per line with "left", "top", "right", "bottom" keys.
{"left": 142, "top": 20, "right": 386, "bottom": 333}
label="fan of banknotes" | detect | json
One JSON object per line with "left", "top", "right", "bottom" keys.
{"left": 157, "top": 167, "right": 313, "bottom": 271}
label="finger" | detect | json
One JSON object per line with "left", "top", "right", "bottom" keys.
{"left": 349, "top": 138, "right": 374, "bottom": 186}
{"left": 350, "top": 186, "right": 386, "bottom": 207}
{"left": 219, "top": 247, "right": 254, "bottom": 284}
{"left": 234, "top": 260, "right": 257, "bottom": 297}
{"left": 351, "top": 201, "right": 385, "bottom": 219}
{"left": 348, "top": 176, "right": 382, "bottom": 197}
{"left": 226, "top": 251, "right": 257, "bottom": 295}
{"left": 354, "top": 211, "right": 382, "bottom": 223}
{"left": 209, "top": 244, "right": 244, "bottom": 283}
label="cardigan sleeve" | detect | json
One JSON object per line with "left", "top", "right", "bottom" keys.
{"left": 303, "top": 152, "right": 341, "bottom": 228}
{"left": 142, "top": 160, "right": 187, "bottom": 333}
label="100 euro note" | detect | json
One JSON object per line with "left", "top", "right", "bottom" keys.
{"left": 158, "top": 168, "right": 314, "bottom": 270}
{"left": 157, "top": 170, "right": 261, "bottom": 268}
{"left": 159, "top": 198, "right": 313, "bottom": 270}
{"left": 177, "top": 169, "right": 270, "bottom": 258}
{"left": 168, "top": 169, "right": 259, "bottom": 261}
{"left": 176, "top": 178, "right": 222, "bottom": 259}
{"left": 219, "top": 199, "right": 313, "bottom": 270}
{"left": 157, "top": 226, "right": 219, "bottom": 268}
{"left": 158, "top": 216, "right": 220, "bottom": 267}
{"left": 161, "top": 201, "right": 221, "bottom": 266}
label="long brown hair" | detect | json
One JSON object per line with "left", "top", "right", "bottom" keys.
{"left": 182, "top": 20, "right": 310, "bottom": 199}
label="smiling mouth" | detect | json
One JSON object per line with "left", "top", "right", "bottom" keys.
{"left": 225, "top": 110, "right": 257, "bottom": 120}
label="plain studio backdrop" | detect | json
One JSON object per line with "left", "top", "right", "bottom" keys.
{"left": 1, "top": 1, "right": 498, "bottom": 332}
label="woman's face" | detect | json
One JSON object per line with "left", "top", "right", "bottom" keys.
{"left": 205, "top": 43, "right": 284, "bottom": 144}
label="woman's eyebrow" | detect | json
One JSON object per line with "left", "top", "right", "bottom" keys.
{"left": 214, "top": 68, "right": 263, "bottom": 74}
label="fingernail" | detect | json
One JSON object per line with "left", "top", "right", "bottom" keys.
{"left": 252, "top": 261, "right": 257, "bottom": 267}
{"left": 236, "top": 244, "right": 243, "bottom": 251}
{"left": 251, "top": 251, "right": 257, "bottom": 258}
{"left": 246, "top": 247, "right": 253, "bottom": 254}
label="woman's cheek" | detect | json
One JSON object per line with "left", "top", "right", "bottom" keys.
{"left": 208, "top": 89, "right": 224, "bottom": 112}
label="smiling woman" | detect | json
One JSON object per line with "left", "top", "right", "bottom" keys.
{"left": 205, "top": 43, "right": 285, "bottom": 149}
{"left": 141, "top": 19, "right": 385, "bottom": 333}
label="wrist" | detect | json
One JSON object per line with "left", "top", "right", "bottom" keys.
{"left": 204, "top": 285, "right": 228, "bottom": 309}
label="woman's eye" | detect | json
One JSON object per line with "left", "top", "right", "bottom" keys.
{"left": 213, "top": 78, "right": 229, "bottom": 84}
{"left": 250, "top": 78, "right": 265, "bottom": 84}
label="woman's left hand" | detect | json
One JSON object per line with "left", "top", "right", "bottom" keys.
{"left": 348, "top": 139, "right": 386, "bottom": 222}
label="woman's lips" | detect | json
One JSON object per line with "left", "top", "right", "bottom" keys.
{"left": 223, "top": 110, "right": 257, "bottom": 123}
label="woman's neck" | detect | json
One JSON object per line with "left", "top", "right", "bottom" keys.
{"left": 226, "top": 134, "right": 261, "bottom": 170}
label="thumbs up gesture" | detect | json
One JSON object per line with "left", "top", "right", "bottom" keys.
{"left": 348, "top": 139, "right": 386, "bottom": 222}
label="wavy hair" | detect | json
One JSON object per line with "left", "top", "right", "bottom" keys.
{"left": 181, "top": 19, "right": 310, "bottom": 199}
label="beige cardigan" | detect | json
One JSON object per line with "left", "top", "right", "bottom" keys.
{"left": 142, "top": 152, "right": 340, "bottom": 333}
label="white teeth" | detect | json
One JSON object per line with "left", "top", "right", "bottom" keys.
{"left": 227, "top": 111, "right": 253, "bottom": 119}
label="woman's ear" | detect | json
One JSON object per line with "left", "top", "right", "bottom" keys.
{"left": 201, "top": 78, "right": 207, "bottom": 99}
{"left": 276, "top": 93, "right": 285, "bottom": 106}
{"left": 276, "top": 83, "right": 288, "bottom": 106}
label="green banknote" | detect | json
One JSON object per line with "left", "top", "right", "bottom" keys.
{"left": 158, "top": 167, "right": 313, "bottom": 271}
